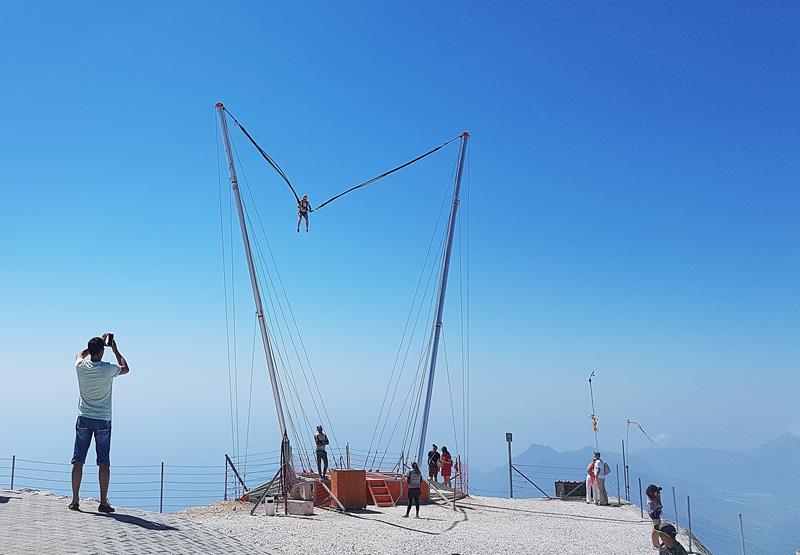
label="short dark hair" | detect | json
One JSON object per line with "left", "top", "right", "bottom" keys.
{"left": 88, "top": 337, "right": 105, "bottom": 356}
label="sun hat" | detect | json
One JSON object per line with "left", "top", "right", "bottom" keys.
{"left": 656, "top": 523, "right": 677, "bottom": 539}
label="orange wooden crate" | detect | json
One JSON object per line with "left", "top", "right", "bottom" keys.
{"left": 330, "top": 469, "right": 367, "bottom": 509}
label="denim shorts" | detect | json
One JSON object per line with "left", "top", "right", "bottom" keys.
{"left": 71, "top": 416, "right": 112, "bottom": 466}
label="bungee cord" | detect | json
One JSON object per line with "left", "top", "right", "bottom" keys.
{"left": 313, "top": 134, "right": 462, "bottom": 211}
{"left": 223, "top": 106, "right": 459, "bottom": 219}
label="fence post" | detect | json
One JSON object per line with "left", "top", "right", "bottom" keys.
{"left": 160, "top": 462, "right": 164, "bottom": 513}
{"left": 638, "top": 477, "right": 643, "bottom": 519}
{"left": 506, "top": 433, "right": 513, "bottom": 498}
{"left": 621, "top": 438, "right": 629, "bottom": 501}
{"left": 739, "top": 513, "right": 746, "bottom": 555}
{"left": 10, "top": 455, "right": 15, "bottom": 490}
{"left": 687, "top": 495, "right": 693, "bottom": 553}
{"left": 615, "top": 464, "right": 621, "bottom": 506}
{"left": 672, "top": 486, "right": 678, "bottom": 528}
{"left": 346, "top": 443, "right": 351, "bottom": 469}
{"left": 224, "top": 456, "right": 228, "bottom": 501}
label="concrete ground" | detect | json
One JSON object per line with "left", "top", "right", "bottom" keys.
{"left": 0, "top": 489, "right": 265, "bottom": 554}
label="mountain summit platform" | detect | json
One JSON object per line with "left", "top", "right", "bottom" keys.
{"left": 0, "top": 489, "right": 262, "bottom": 554}
{"left": 179, "top": 494, "right": 705, "bottom": 554}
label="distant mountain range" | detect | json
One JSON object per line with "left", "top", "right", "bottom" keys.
{"left": 469, "top": 434, "right": 800, "bottom": 554}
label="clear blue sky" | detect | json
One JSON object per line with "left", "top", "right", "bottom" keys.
{"left": 1, "top": 1, "right": 797, "bottom": 471}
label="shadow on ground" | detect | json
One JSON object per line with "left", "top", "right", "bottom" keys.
{"left": 92, "top": 512, "right": 178, "bottom": 531}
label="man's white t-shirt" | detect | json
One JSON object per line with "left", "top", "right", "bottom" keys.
{"left": 593, "top": 459, "right": 609, "bottom": 479}
{"left": 76, "top": 356, "right": 121, "bottom": 421}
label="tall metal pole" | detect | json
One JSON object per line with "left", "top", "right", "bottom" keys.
{"left": 588, "top": 371, "right": 598, "bottom": 451}
{"left": 216, "top": 103, "right": 287, "bottom": 437}
{"left": 416, "top": 131, "right": 469, "bottom": 466}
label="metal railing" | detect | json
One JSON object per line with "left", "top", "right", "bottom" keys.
{"left": 1, "top": 453, "right": 279, "bottom": 513}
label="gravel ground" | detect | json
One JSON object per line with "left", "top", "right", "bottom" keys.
{"left": 177, "top": 496, "right": 700, "bottom": 554}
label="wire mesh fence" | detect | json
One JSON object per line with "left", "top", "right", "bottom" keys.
{"left": 2, "top": 453, "right": 280, "bottom": 513}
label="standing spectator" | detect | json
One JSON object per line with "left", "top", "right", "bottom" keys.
{"left": 403, "top": 462, "right": 422, "bottom": 518}
{"left": 440, "top": 446, "right": 453, "bottom": 488}
{"left": 647, "top": 484, "right": 664, "bottom": 549}
{"left": 592, "top": 451, "right": 610, "bottom": 505}
{"left": 70, "top": 334, "right": 130, "bottom": 513}
{"left": 655, "top": 523, "right": 688, "bottom": 554}
{"left": 314, "top": 425, "right": 329, "bottom": 479}
{"left": 427, "top": 444, "right": 441, "bottom": 482}
{"left": 585, "top": 457, "right": 596, "bottom": 504}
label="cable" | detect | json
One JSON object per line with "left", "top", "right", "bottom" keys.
{"left": 315, "top": 135, "right": 461, "bottom": 210}
{"left": 223, "top": 107, "right": 300, "bottom": 204}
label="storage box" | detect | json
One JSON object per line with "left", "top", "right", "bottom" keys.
{"left": 555, "top": 480, "right": 586, "bottom": 499}
{"left": 331, "top": 469, "right": 367, "bottom": 509}
{"left": 286, "top": 499, "right": 314, "bottom": 516}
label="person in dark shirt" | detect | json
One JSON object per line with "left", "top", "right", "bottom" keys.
{"left": 655, "top": 523, "right": 688, "bottom": 555}
{"left": 297, "top": 195, "right": 313, "bottom": 233}
{"left": 427, "top": 444, "right": 441, "bottom": 482}
{"left": 313, "top": 425, "right": 329, "bottom": 479}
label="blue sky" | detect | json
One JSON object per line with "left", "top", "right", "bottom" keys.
{"left": 0, "top": 1, "right": 798, "bottom": 471}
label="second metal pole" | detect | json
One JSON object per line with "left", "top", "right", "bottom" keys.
{"left": 415, "top": 132, "right": 469, "bottom": 466}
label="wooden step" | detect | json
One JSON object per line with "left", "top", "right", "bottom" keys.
{"left": 367, "top": 478, "right": 396, "bottom": 507}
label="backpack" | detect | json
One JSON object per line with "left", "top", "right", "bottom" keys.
{"left": 603, "top": 461, "right": 611, "bottom": 476}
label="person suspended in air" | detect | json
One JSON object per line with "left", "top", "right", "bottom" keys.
{"left": 297, "top": 195, "right": 313, "bottom": 233}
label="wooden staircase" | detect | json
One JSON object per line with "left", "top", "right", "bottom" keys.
{"left": 367, "top": 478, "right": 395, "bottom": 507}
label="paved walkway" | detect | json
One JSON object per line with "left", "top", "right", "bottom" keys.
{"left": 0, "top": 489, "right": 267, "bottom": 554}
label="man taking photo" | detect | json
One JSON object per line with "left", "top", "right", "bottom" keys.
{"left": 69, "top": 333, "right": 129, "bottom": 512}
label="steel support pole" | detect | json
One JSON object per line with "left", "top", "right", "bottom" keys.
{"left": 224, "top": 456, "right": 228, "bottom": 501}
{"left": 10, "top": 455, "right": 15, "bottom": 489}
{"left": 687, "top": 495, "right": 693, "bottom": 553}
{"left": 615, "top": 464, "right": 621, "bottom": 506}
{"left": 415, "top": 132, "right": 469, "bottom": 466}
{"left": 216, "top": 102, "right": 287, "bottom": 437}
